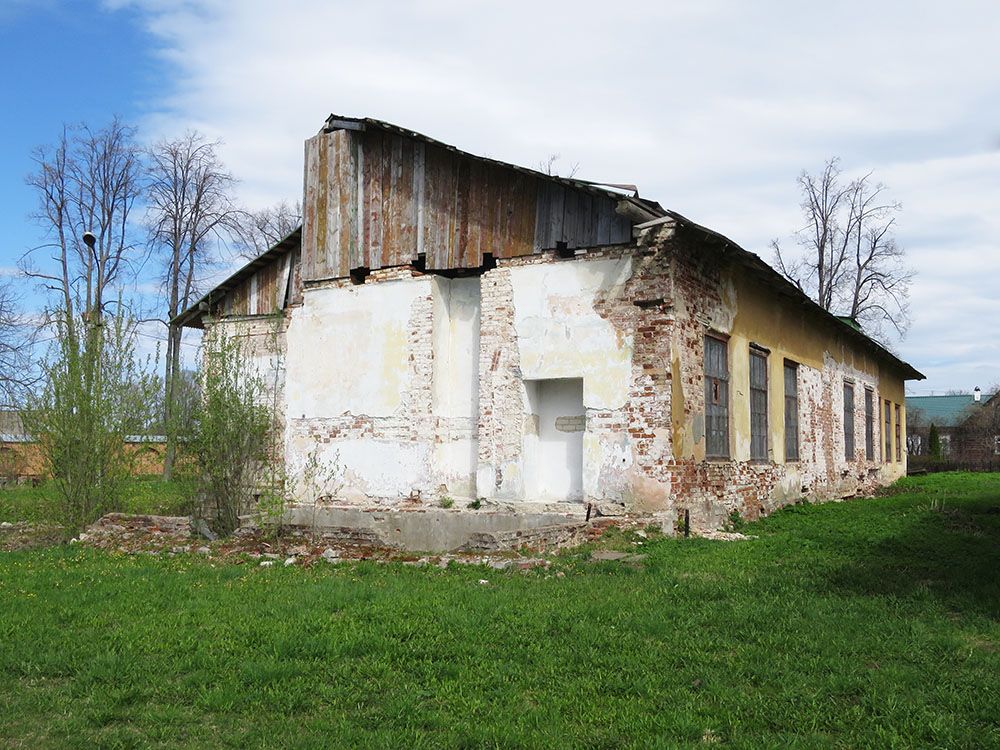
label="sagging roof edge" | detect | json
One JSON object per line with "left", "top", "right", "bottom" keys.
{"left": 173, "top": 116, "right": 922, "bottom": 383}
{"left": 171, "top": 227, "right": 302, "bottom": 330}
{"left": 176, "top": 207, "right": 923, "bottom": 382}
{"left": 640, "top": 211, "right": 925, "bottom": 382}
{"left": 321, "top": 114, "right": 668, "bottom": 221}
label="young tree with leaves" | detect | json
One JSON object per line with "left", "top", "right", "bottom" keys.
{"left": 190, "top": 330, "right": 273, "bottom": 536}
{"left": 24, "top": 310, "right": 159, "bottom": 533}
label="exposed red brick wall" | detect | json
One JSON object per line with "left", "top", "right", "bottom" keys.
{"left": 211, "top": 221, "right": 908, "bottom": 530}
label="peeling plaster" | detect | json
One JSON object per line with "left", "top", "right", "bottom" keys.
{"left": 285, "top": 279, "right": 430, "bottom": 418}
{"left": 510, "top": 258, "right": 634, "bottom": 410}
{"left": 219, "top": 224, "right": 910, "bottom": 530}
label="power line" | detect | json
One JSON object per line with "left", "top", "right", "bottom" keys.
{"left": 135, "top": 331, "right": 202, "bottom": 348}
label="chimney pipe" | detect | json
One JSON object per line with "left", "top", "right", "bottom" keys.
{"left": 974, "top": 386, "right": 982, "bottom": 402}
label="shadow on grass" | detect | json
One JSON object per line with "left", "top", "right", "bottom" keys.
{"left": 826, "top": 488, "right": 1000, "bottom": 621}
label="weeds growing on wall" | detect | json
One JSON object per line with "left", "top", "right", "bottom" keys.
{"left": 23, "top": 311, "right": 159, "bottom": 534}
{"left": 280, "top": 444, "right": 342, "bottom": 537}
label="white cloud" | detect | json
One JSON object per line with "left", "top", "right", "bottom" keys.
{"left": 112, "top": 0, "right": 1000, "bottom": 393}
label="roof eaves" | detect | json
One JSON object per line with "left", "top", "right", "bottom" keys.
{"left": 323, "top": 114, "right": 669, "bottom": 213}
{"left": 646, "top": 210, "right": 925, "bottom": 381}
{"left": 172, "top": 226, "right": 302, "bottom": 329}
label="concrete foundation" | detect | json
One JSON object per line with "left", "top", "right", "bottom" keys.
{"left": 282, "top": 504, "right": 590, "bottom": 552}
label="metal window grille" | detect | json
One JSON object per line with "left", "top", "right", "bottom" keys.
{"left": 844, "top": 382, "right": 855, "bottom": 460}
{"left": 704, "top": 336, "right": 729, "bottom": 458}
{"left": 750, "top": 350, "right": 768, "bottom": 461}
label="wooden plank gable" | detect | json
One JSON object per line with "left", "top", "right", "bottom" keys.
{"left": 301, "top": 126, "right": 635, "bottom": 282}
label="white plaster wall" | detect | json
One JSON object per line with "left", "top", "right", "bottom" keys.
{"left": 431, "top": 277, "right": 481, "bottom": 496}
{"left": 500, "top": 258, "right": 635, "bottom": 503}
{"left": 526, "top": 378, "right": 585, "bottom": 501}
{"left": 432, "top": 277, "right": 480, "bottom": 418}
{"left": 510, "top": 258, "right": 633, "bottom": 409}
{"left": 283, "top": 274, "right": 486, "bottom": 503}
{"left": 284, "top": 279, "right": 430, "bottom": 418}
{"left": 283, "top": 278, "right": 431, "bottom": 503}
{"left": 330, "top": 439, "right": 430, "bottom": 501}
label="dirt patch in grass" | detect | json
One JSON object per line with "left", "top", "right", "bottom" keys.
{"left": 966, "top": 635, "right": 998, "bottom": 653}
{"left": 0, "top": 521, "right": 65, "bottom": 551}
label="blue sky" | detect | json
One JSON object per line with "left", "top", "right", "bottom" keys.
{"left": 1, "top": 0, "right": 999, "bottom": 393}
{"left": 0, "top": 1, "right": 157, "bottom": 271}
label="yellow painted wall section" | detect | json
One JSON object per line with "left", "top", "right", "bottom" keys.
{"left": 678, "top": 261, "right": 909, "bottom": 477}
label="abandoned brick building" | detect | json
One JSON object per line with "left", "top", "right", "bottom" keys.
{"left": 176, "top": 115, "right": 924, "bottom": 530}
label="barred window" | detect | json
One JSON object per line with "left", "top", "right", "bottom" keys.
{"left": 784, "top": 362, "right": 799, "bottom": 462}
{"left": 884, "top": 400, "right": 892, "bottom": 462}
{"left": 864, "top": 389, "right": 875, "bottom": 461}
{"left": 704, "top": 335, "right": 729, "bottom": 459}
{"left": 844, "top": 382, "right": 855, "bottom": 460}
{"left": 750, "top": 349, "right": 768, "bottom": 461}
{"left": 895, "top": 404, "right": 902, "bottom": 462}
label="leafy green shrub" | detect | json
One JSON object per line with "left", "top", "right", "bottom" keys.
{"left": 23, "top": 312, "right": 159, "bottom": 534}
{"left": 188, "top": 330, "right": 274, "bottom": 536}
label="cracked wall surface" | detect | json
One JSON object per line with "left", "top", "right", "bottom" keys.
{"left": 213, "top": 221, "right": 910, "bottom": 528}
{"left": 655, "top": 223, "right": 908, "bottom": 528}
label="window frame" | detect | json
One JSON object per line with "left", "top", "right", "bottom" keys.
{"left": 894, "top": 403, "right": 902, "bottom": 462}
{"left": 784, "top": 360, "right": 799, "bottom": 462}
{"left": 749, "top": 347, "right": 769, "bottom": 462}
{"left": 704, "top": 333, "right": 730, "bottom": 460}
{"left": 884, "top": 399, "right": 892, "bottom": 463}
{"left": 843, "top": 381, "right": 856, "bottom": 461}
{"left": 864, "top": 388, "right": 875, "bottom": 461}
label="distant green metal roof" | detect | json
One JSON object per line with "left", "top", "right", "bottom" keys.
{"left": 836, "top": 315, "right": 863, "bottom": 332}
{"left": 905, "top": 394, "right": 993, "bottom": 427}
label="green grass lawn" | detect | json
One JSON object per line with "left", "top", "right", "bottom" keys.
{"left": 1, "top": 473, "right": 998, "bottom": 749}
{"left": 0, "top": 475, "right": 193, "bottom": 526}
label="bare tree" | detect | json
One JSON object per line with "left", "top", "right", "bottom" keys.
{"left": 537, "top": 154, "right": 580, "bottom": 178}
{"left": 232, "top": 200, "right": 301, "bottom": 259}
{"left": 772, "top": 158, "right": 913, "bottom": 343}
{"left": 22, "top": 118, "right": 145, "bottom": 342}
{"left": 0, "top": 280, "right": 40, "bottom": 408}
{"left": 146, "top": 131, "right": 242, "bottom": 479}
